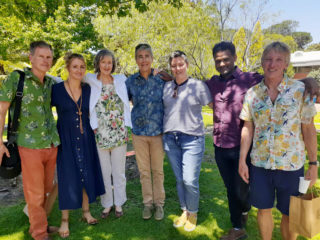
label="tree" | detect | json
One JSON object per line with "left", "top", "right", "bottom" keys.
{"left": 0, "top": 0, "right": 183, "bottom": 66}
{"left": 212, "top": 0, "right": 239, "bottom": 40}
{"left": 264, "top": 20, "right": 298, "bottom": 36}
{"left": 233, "top": 22, "right": 263, "bottom": 72}
{"left": 306, "top": 43, "right": 320, "bottom": 51}
{"left": 292, "top": 32, "right": 313, "bottom": 49}
{"left": 308, "top": 69, "right": 320, "bottom": 84}
{"left": 94, "top": 0, "right": 219, "bottom": 79}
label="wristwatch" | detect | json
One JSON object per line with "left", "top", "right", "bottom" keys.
{"left": 309, "top": 161, "right": 319, "bottom": 167}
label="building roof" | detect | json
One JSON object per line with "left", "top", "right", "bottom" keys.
{"left": 291, "top": 51, "right": 320, "bottom": 67}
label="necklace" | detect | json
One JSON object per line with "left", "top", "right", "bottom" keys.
{"left": 66, "top": 80, "right": 84, "bottom": 134}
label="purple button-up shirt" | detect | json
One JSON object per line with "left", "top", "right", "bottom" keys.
{"left": 206, "top": 67, "right": 263, "bottom": 148}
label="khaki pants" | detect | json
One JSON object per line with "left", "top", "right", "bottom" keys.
{"left": 19, "top": 146, "right": 58, "bottom": 240}
{"left": 132, "top": 134, "right": 165, "bottom": 207}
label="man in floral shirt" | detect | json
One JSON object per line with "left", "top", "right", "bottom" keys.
{"left": 0, "top": 41, "right": 60, "bottom": 240}
{"left": 239, "top": 42, "right": 318, "bottom": 240}
{"left": 126, "top": 43, "right": 166, "bottom": 221}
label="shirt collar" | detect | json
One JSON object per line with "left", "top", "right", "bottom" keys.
{"left": 24, "top": 67, "right": 51, "bottom": 84}
{"left": 219, "top": 66, "right": 240, "bottom": 81}
{"left": 137, "top": 69, "right": 154, "bottom": 80}
{"left": 260, "top": 74, "right": 289, "bottom": 94}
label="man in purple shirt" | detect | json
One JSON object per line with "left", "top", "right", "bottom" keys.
{"left": 206, "top": 41, "right": 263, "bottom": 240}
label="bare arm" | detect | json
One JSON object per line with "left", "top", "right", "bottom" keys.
{"left": 0, "top": 101, "right": 11, "bottom": 164}
{"left": 299, "top": 77, "right": 320, "bottom": 101}
{"left": 302, "top": 119, "right": 318, "bottom": 187}
{"left": 238, "top": 120, "right": 254, "bottom": 184}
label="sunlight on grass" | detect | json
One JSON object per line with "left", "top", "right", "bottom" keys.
{"left": 0, "top": 232, "right": 25, "bottom": 240}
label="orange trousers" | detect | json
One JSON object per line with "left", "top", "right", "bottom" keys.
{"left": 19, "top": 146, "right": 57, "bottom": 240}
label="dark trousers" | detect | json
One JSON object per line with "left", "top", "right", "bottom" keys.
{"left": 214, "top": 145, "right": 251, "bottom": 228}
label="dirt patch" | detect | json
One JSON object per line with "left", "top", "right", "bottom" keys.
{"left": 0, "top": 175, "right": 24, "bottom": 207}
{"left": 0, "top": 156, "right": 140, "bottom": 208}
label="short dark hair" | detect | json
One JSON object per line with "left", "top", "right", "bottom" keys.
{"left": 169, "top": 50, "right": 188, "bottom": 66}
{"left": 64, "top": 52, "right": 86, "bottom": 69}
{"left": 94, "top": 49, "right": 116, "bottom": 74}
{"left": 212, "top": 41, "right": 236, "bottom": 58}
{"left": 135, "top": 43, "right": 153, "bottom": 59}
{"left": 30, "top": 41, "right": 53, "bottom": 55}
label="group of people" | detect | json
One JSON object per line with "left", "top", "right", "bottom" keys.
{"left": 0, "top": 39, "right": 318, "bottom": 240}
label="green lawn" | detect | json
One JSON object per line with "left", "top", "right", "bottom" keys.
{"left": 0, "top": 109, "right": 319, "bottom": 239}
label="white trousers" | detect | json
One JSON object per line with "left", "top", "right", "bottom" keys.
{"left": 97, "top": 144, "right": 127, "bottom": 208}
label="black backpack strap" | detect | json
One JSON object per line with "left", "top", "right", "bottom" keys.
{"left": 7, "top": 70, "right": 25, "bottom": 144}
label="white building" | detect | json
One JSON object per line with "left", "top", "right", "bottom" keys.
{"left": 291, "top": 51, "right": 320, "bottom": 79}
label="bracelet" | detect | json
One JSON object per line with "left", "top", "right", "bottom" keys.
{"left": 309, "top": 161, "right": 319, "bottom": 167}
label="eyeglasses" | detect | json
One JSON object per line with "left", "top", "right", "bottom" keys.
{"left": 172, "top": 85, "right": 178, "bottom": 98}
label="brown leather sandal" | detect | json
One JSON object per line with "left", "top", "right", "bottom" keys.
{"left": 101, "top": 207, "right": 112, "bottom": 219}
{"left": 82, "top": 210, "right": 98, "bottom": 225}
{"left": 58, "top": 218, "right": 69, "bottom": 238}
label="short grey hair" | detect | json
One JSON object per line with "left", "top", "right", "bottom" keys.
{"left": 135, "top": 43, "right": 153, "bottom": 59}
{"left": 30, "top": 41, "right": 53, "bottom": 55}
{"left": 262, "top": 41, "right": 291, "bottom": 64}
{"left": 94, "top": 49, "right": 116, "bottom": 74}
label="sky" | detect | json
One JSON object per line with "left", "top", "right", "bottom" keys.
{"left": 264, "top": 0, "right": 320, "bottom": 44}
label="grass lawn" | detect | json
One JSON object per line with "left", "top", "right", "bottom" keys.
{"left": 0, "top": 108, "right": 320, "bottom": 239}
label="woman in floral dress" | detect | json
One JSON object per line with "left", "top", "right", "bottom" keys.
{"left": 84, "top": 49, "right": 131, "bottom": 218}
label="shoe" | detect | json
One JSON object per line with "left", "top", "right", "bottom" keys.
{"left": 154, "top": 205, "right": 164, "bottom": 220}
{"left": 173, "top": 211, "right": 187, "bottom": 228}
{"left": 142, "top": 205, "right": 153, "bottom": 220}
{"left": 241, "top": 213, "right": 248, "bottom": 227}
{"left": 58, "top": 218, "right": 69, "bottom": 239}
{"left": 184, "top": 213, "right": 197, "bottom": 232}
{"left": 115, "top": 207, "right": 123, "bottom": 218}
{"left": 101, "top": 207, "right": 112, "bottom": 219}
{"left": 82, "top": 210, "right": 98, "bottom": 225}
{"left": 220, "top": 228, "right": 247, "bottom": 240}
{"left": 47, "top": 225, "right": 59, "bottom": 234}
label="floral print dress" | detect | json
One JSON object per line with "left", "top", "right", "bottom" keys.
{"left": 95, "top": 83, "right": 127, "bottom": 149}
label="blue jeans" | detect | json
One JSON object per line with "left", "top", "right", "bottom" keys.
{"left": 163, "top": 132, "right": 204, "bottom": 213}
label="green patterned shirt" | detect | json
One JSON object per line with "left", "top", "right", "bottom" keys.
{"left": 0, "top": 68, "right": 60, "bottom": 149}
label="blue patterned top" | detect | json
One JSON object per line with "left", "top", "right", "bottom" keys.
{"left": 126, "top": 71, "right": 165, "bottom": 136}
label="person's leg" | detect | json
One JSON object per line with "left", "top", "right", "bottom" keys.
{"left": 149, "top": 135, "right": 165, "bottom": 207}
{"left": 19, "top": 147, "right": 49, "bottom": 240}
{"left": 59, "top": 210, "right": 69, "bottom": 238}
{"left": 281, "top": 214, "right": 297, "bottom": 240}
{"left": 45, "top": 183, "right": 58, "bottom": 216}
{"left": 97, "top": 147, "right": 113, "bottom": 213}
{"left": 250, "top": 166, "right": 276, "bottom": 240}
{"left": 180, "top": 134, "right": 204, "bottom": 232}
{"left": 274, "top": 168, "right": 303, "bottom": 240}
{"left": 257, "top": 209, "right": 274, "bottom": 240}
{"left": 82, "top": 189, "right": 98, "bottom": 224}
{"left": 43, "top": 147, "right": 58, "bottom": 216}
{"left": 150, "top": 135, "right": 165, "bottom": 220}
{"left": 215, "top": 146, "right": 244, "bottom": 229}
{"left": 132, "top": 134, "right": 153, "bottom": 207}
{"left": 180, "top": 134, "right": 204, "bottom": 214}
{"left": 163, "top": 133, "right": 185, "bottom": 210}
{"left": 111, "top": 144, "right": 127, "bottom": 213}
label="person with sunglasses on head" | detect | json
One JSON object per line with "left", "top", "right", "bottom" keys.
{"left": 162, "top": 50, "right": 212, "bottom": 232}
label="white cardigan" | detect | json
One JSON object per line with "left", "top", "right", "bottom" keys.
{"left": 84, "top": 73, "right": 132, "bottom": 130}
